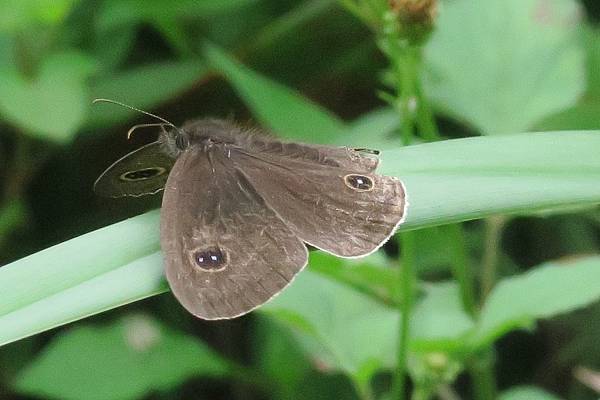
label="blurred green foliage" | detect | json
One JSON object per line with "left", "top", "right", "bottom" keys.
{"left": 1, "top": 0, "right": 600, "bottom": 400}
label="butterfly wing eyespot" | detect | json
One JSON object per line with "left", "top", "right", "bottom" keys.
{"left": 94, "top": 141, "right": 175, "bottom": 198}
{"left": 119, "top": 167, "right": 167, "bottom": 182}
{"left": 192, "top": 247, "right": 228, "bottom": 272}
{"left": 344, "top": 174, "right": 374, "bottom": 192}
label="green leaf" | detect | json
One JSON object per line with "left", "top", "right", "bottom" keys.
{"left": 0, "top": 210, "right": 166, "bottom": 346}
{"left": 93, "top": 26, "right": 137, "bottom": 73}
{"left": 86, "top": 60, "right": 208, "bottom": 129}
{"left": 472, "top": 256, "right": 600, "bottom": 348}
{"left": 410, "top": 283, "right": 474, "bottom": 352}
{"left": 13, "top": 314, "right": 230, "bottom": 400}
{"left": 1, "top": 132, "right": 600, "bottom": 348}
{"left": 584, "top": 27, "right": 600, "bottom": 97}
{"left": 499, "top": 386, "right": 563, "bottom": 400}
{"left": 535, "top": 100, "right": 600, "bottom": 131}
{"left": 423, "top": 0, "right": 585, "bottom": 135}
{"left": 310, "top": 251, "right": 399, "bottom": 304}
{"left": 262, "top": 267, "right": 398, "bottom": 387}
{"left": 382, "top": 132, "right": 600, "bottom": 230}
{"left": 335, "top": 107, "right": 402, "bottom": 148}
{"left": 97, "top": 0, "right": 256, "bottom": 32}
{"left": 252, "top": 317, "right": 312, "bottom": 399}
{"left": 0, "top": 35, "right": 16, "bottom": 69}
{"left": 203, "top": 42, "right": 346, "bottom": 143}
{"left": 0, "top": 200, "right": 27, "bottom": 244}
{"left": 0, "top": 52, "right": 96, "bottom": 142}
{"left": 535, "top": 27, "right": 600, "bottom": 131}
{"left": 0, "top": 0, "right": 77, "bottom": 32}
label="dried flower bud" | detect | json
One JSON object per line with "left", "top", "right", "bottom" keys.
{"left": 389, "top": 0, "right": 438, "bottom": 44}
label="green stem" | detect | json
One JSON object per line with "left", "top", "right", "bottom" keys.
{"left": 395, "top": 47, "right": 418, "bottom": 145}
{"left": 468, "top": 350, "right": 497, "bottom": 400}
{"left": 445, "top": 224, "right": 476, "bottom": 316}
{"left": 481, "top": 216, "right": 507, "bottom": 299}
{"left": 354, "top": 380, "right": 376, "bottom": 400}
{"left": 414, "top": 79, "right": 440, "bottom": 141}
{"left": 393, "top": 231, "right": 417, "bottom": 400}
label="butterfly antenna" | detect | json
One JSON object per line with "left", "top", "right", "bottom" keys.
{"left": 92, "top": 98, "right": 183, "bottom": 136}
{"left": 126, "top": 123, "right": 169, "bottom": 139}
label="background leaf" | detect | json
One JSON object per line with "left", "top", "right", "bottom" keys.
{"left": 97, "top": 0, "right": 255, "bottom": 32}
{"left": 86, "top": 61, "right": 208, "bottom": 129}
{"left": 473, "top": 256, "right": 600, "bottom": 348}
{"left": 410, "top": 283, "right": 474, "bottom": 352}
{"left": 262, "top": 268, "right": 398, "bottom": 388}
{"left": 13, "top": 314, "right": 230, "bottom": 400}
{"left": 0, "top": 52, "right": 96, "bottom": 142}
{"left": 203, "top": 43, "right": 346, "bottom": 142}
{"left": 0, "top": 0, "right": 76, "bottom": 32}
{"left": 423, "top": 0, "right": 585, "bottom": 135}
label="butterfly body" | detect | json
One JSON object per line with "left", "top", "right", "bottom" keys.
{"left": 96, "top": 119, "right": 407, "bottom": 319}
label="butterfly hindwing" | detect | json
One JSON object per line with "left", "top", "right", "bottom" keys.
{"left": 94, "top": 141, "right": 175, "bottom": 198}
{"left": 160, "top": 147, "right": 308, "bottom": 320}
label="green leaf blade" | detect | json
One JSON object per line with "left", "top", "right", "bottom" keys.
{"left": 203, "top": 43, "right": 346, "bottom": 143}
{"left": 473, "top": 256, "right": 600, "bottom": 348}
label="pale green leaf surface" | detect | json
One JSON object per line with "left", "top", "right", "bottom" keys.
{"left": 499, "top": 386, "right": 563, "bottom": 400}
{"left": 0, "top": 52, "right": 96, "bottom": 142}
{"left": 423, "top": 0, "right": 585, "bottom": 135}
{"left": 261, "top": 268, "right": 398, "bottom": 381}
{"left": 0, "top": 210, "right": 164, "bottom": 346}
{"left": 86, "top": 61, "right": 208, "bottom": 129}
{"left": 382, "top": 132, "right": 600, "bottom": 230}
{"left": 1, "top": 133, "right": 599, "bottom": 348}
{"left": 410, "top": 283, "right": 474, "bottom": 352}
{"left": 473, "top": 256, "right": 600, "bottom": 348}
{"left": 203, "top": 43, "right": 346, "bottom": 143}
{"left": 14, "top": 314, "right": 229, "bottom": 400}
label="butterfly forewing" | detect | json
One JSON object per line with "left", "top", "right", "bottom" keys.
{"left": 231, "top": 145, "right": 407, "bottom": 258}
{"left": 160, "top": 147, "right": 308, "bottom": 320}
{"left": 247, "top": 139, "right": 380, "bottom": 172}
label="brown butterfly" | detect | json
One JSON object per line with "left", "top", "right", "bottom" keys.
{"left": 95, "top": 100, "right": 408, "bottom": 320}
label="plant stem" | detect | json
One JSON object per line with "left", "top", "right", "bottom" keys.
{"left": 445, "top": 224, "right": 476, "bottom": 316}
{"left": 468, "top": 350, "right": 497, "bottom": 400}
{"left": 393, "top": 231, "right": 417, "bottom": 400}
{"left": 481, "top": 216, "right": 507, "bottom": 299}
{"left": 393, "top": 45, "right": 418, "bottom": 144}
{"left": 414, "top": 80, "right": 440, "bottom": 141}
{"left": 354, "top": 380, "right": 376, "bottom": 400}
